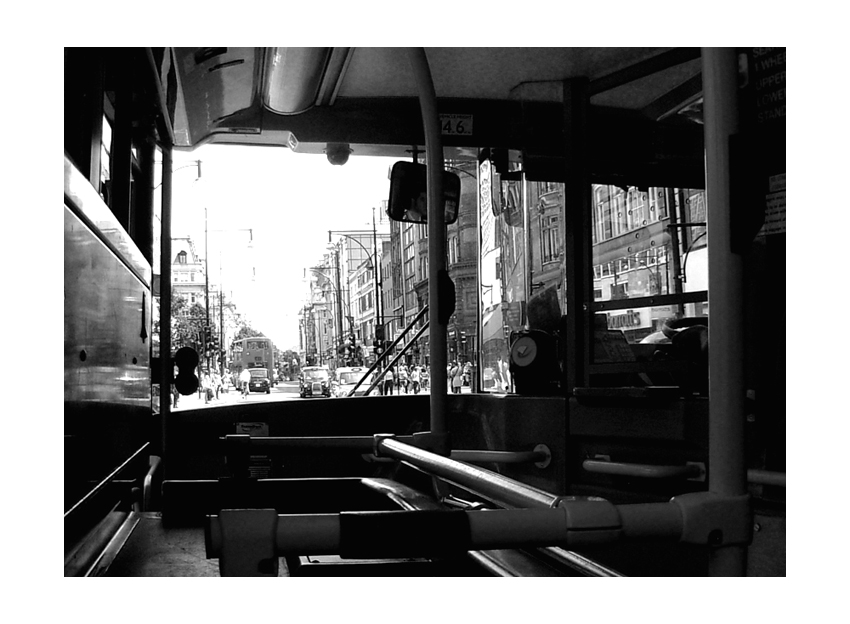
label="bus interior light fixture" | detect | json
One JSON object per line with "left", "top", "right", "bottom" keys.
{"left": 263, "top": 47, "right": 333, "bottom": 115}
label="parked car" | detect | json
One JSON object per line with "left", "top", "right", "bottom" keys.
{"left": 248, "top": 368, "right": 271, "bottom": 394}
{"left": 300, "top": 366, "right": 331, "bottom": 398}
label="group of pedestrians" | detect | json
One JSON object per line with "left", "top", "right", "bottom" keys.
{"left": 375, "top": 361, "right": 475, "bottom": 395}
{"left": 170, "top": 367, "right": 226, "bottom": 408}
{"left": 379, "top": 364, "right": 428, "bottom": 394}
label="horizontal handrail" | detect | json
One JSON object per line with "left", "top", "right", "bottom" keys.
{"left": 376, "top": 436, "right": 562, "bottom": 509}
{"left": 583, "top": 460, "right": 786, "bottom": 487}
{"left": 222, "top": 434, "right": 414, "bottom": 453}
{"left": 450, "top": 450, "right": 548, "bottom": 465}
{"left": 205, "top": 500, "right": 685, "bottom": 575}
{"left": 582, "top": 459, "right": 702, "bottom": 480}
{"left": 747, "top": 469, "right": 786, "bottom": 488}
{"left": 207, "top": 507, "right": 614, "bottom": 562}
{"left": 222, "top": 435, "right": 548, "bottom": 466}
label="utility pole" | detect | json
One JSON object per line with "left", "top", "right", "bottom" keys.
{"left": 333, "top": 245, "right": 344, "bottom": 361}
{"left": 372, "top": 207, "right": 382, "bottom": 342}
{"left": 204, "top": 206, "right": 210, "bottom": 371}
{"left": 219, "top": 251, "right": 225, "bottom": 377}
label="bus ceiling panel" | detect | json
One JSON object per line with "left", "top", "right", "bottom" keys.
{"left": 171, "top": 47, "right": 263, "bottom": 147}
{"left": 336, "top": 48, "right": 689, "bottom": 108}
{"left": 592, "top": 57, "right": 703, "bottom": 118}
{"left": 169, "top": 47, "right": 705, "bottom": 164}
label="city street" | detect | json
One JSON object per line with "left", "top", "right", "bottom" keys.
{"left": 169, "top": 377, "right": 473, "bottom": 409}
{"left": 171, "top": 379, "right": 301, "bottom": 409}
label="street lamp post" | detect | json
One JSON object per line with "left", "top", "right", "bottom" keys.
{"left": 329, "top": 246, "right": 345, "bottom": 354}
{"left": 203, "top": 224, "right": 253, "bottom": 372}
{"left": 204, "top": 208, "right": 210, "bottom": 336}
{"left": 328, "top": 223, "right": 386, "bottom": 351}
{"left": 306, "top": 264, "right": 348, "bottom": 367}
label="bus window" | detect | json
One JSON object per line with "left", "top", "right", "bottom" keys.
{"left": 478, "top": 155, "right": 568, "bottom": 394}
{"left": 590, "top": 186, "right": 709, "bottom": 392}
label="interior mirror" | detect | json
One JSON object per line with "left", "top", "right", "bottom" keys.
{"left": 386, "top": 161, "right": 460, "bottom": 224}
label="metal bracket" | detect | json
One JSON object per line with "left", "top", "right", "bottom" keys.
{"left": 534, "top": 444, "right": 552, "bottom": 469}
{"left": 372, "top": 433, "right": 396, "bottom": 458}
{"left": 551, "top": 496, "right": 623, "bottom": 546}
{"left": 670, "top": 492, "right": 752, "bottom": 546}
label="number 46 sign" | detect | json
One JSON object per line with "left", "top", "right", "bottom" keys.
{"left": 440, "top": 114, "right": 473, "bottom": 136}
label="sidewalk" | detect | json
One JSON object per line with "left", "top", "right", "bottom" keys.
{"left": 170, "top": 386, "right": 238, "bottom": 410}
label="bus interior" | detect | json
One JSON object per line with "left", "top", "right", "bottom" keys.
{"left": 64, "top": 47, "right": 785, "bottom": 579}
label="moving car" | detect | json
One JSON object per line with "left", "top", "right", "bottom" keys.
{"left": 300, "top": 366, "right": 331, "bottom": 398}
{"left": 248, "top": 368, "right": 271, "bottom": 394}
{"left": 333, "top": 366, "right": 373, "bottom": 397}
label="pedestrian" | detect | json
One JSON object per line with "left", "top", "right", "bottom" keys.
{"left": 410, "top": 366, "right": 421, "bottom": 394}
{"left": 450, "top": 361, "right": 463, "bottom": 394}
{"left": 212, "top": 371, "right": 222, "bottom": 399}
{"left": 498, "top": 356, "right": 511, "bottom": 392}
{"left": 384, "top": 367, "right": 395, "bottom": 395}
{"left": 239, "top": 368, "right": 251, "bottom": 398}
{"left": 398, "top": 365, "right": 409, "bottom": 394}
{"left": 202, "top": 371, "right": 212, "bottom": 403}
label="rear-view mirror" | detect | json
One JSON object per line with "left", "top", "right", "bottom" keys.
{"left": 386, "top": 161, "right": 460, "bottom": 224}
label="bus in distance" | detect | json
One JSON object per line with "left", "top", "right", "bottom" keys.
{"left": 234, "top": 337, "right": 275, "bottom": 384}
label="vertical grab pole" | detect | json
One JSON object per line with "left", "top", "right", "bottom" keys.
{"left": 159, "top": 145, "right": 173, "bottom": 477}
{"left": 702, "top": 47, "right": 748, "bottom": 576}
{"left": 407, "top": 48, "right": 449, "bottom": 453}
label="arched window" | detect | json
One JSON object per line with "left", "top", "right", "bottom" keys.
{"left": 176, "top": 251, "right": 188, "bottom": 264}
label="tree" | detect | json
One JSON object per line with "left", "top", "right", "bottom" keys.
{"left": 171, "top": 294, "right": 206, "bottom": 349}
{"left": 233, "top": 324, "right": 265, "bottom": 343}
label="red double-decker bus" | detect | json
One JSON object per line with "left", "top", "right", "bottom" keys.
{"left": 234, "top": 336, "right": 275, "bottom": 383}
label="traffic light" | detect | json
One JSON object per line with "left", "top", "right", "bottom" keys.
{"left": 204, "top": 326, "right": 212, "bottom": 344}
{"left": 460, "top": 331, "right": 467, "bottom": 346}
{"left": 348, "top": 334, "right": 356, "bottom": 358}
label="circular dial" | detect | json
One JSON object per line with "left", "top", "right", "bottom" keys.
{"left": 510, "top": 335, "right": 538, "bottom": 368}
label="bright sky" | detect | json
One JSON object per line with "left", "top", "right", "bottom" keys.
{"left": 169, "top": 145, "right": 399, "bottom": 351}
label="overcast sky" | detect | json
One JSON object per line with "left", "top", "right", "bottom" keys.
{"left": 169, "top": 144, "right": 400, "bottom": 351}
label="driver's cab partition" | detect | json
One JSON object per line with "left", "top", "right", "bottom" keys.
{"left": 161, "top": 391, "right": 569, "bottom": 488}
